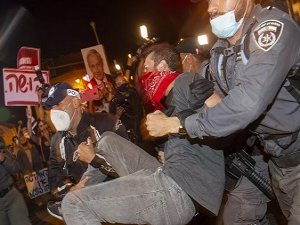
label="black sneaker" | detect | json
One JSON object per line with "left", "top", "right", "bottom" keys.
{"left": 47, "top": 201, "right": 63, "bottom": 221}
{"left": 53, "top": 183, "right": 74, "bottom": 201}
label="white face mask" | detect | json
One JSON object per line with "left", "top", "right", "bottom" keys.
{"left": 50, "top": 110, "right": 71, "bottom": 131}
{"left": 210, "top": 10, "right": 244, "bottom": 38}
{"left": 210, "top": 0, "right": 247, "bottom": 39}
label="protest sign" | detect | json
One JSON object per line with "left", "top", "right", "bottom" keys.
{"left": 24, "top": 168, "right": 50, "bottom": 199}
{"left": 2, "top": 68, "right": 49, "bottom": 106}
{"left": 17, "top": 47, "right": 41, "bottom": 70}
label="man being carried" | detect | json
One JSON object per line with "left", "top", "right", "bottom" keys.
{"left": 61, "top": 44, "right": 223, "bottom": 225}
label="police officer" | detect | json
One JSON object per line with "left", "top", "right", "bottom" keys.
{"left": 146, "top": 0, "right": 300, "bottom": 224}
{"left": 177, "top": 36, "right": 271, "bottom": 225}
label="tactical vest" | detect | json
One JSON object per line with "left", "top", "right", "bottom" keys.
{"left": 208, "top": 6, "right": 300, "bottom": 159}
{"left": 209, "top": 6, "right": 300, "bottom": 103}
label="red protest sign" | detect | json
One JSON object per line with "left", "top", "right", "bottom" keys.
{"left": 2, "top": 68, "right": 49, "bottom": 106}
{"left": 17, "top": 47, "right": 41, "bottom": 70}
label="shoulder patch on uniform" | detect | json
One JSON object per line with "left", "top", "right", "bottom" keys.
{"left": 253, "top": 20, "right": 284, "bottom": 52}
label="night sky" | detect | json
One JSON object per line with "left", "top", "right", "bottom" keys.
{"left": 1, "top": 0, "right": 212, "bottom": 64}
{"left": 0, "top": 0, "right": 212, "bottom": 124}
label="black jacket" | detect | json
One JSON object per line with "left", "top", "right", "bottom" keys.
{"left": 48, "top": 111, "right": 128, "bottom": 190}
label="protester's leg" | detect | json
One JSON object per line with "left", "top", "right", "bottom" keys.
{"left": 81, "top": 165, "right": 108, "bottom": 186}
{"left": 0, "top": 196, "right": 9, "bottom": 225}
{"left": 7, "top": 187, "right": 32, "bottom": 225}
{"left": 223, "top": 155, "right": 270, "bottom": 225}
{"left": 97, "top": 131, "right": 161, "bottom": 176}
{"left": 269, "top": 160, "right": 300, "bottom": 224}
{"left": 62, "top": 168, "right": 195, "bottom": 225}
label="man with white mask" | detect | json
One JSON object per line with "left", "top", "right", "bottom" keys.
{"left": 43, "top": 82, "right": 127, "bottom": 220}
{"left": 146, "top": 0, "right": 300, "bottom": 224}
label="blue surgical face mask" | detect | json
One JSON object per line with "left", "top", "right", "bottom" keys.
{"left": 210, "top": 2, "right": 246, "bottom": 39}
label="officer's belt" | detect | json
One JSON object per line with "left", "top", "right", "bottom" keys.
{"left": 268, "top": 130, "right": 300, "bottom": 168}
{"left": 271, "top": 150, "right": 300, "bottom": 168}
{"left": 263, "top": 130, "right": 299, "bottom": 149}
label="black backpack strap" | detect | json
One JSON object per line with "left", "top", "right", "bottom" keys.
{"left": 192, "top": 60, "right": 211, "bottom": 81}
{"left": 285, "top": 82, "right": 300, "bottom": 104}
{"left": 286, "top": 63, "right": 300, "bottom": 104}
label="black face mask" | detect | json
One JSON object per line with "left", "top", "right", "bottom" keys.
{"left": 117, "top": 83, "right": 129, "bottom": 93}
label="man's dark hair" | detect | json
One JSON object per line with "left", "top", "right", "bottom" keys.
{"left": 151, "top": 45, "right": 182, "bottom": 72}
{"left": 138, "top": 42, "right": 171, "bottom": 60}
{"left": 133, "top": 37, "right": 161, "bottom": 61}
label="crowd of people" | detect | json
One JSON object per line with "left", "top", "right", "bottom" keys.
{"left": 1, "top": 0, "right": 300, "bottom": 225}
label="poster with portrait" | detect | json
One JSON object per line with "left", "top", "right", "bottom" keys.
{"left": 81, "top": 44, "right": 111, "bottom": 80}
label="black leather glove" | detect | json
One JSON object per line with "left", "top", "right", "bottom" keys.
{"left": 189, "top": 78, "right": 214, "bottom": 110}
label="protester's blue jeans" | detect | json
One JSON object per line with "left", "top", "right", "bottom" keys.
{"left": 62, "top": 132, "right": 196, "bottom": 225}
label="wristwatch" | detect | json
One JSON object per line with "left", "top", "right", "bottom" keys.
{"left": 169, "top": 121, "right": 187, "bottom": 138}
{"left": 178, "top": 125, "right": 187, "bottom": 137}
{"left": 174, "top": 109, "right": 195, "bottom": 138}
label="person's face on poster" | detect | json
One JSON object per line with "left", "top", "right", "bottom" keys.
{"left": 87, "top": 53, "right": 105, "bottom": 80}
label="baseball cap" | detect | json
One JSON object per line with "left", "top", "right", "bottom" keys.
{"left": 176, "top": 37, "right": 205, "bottom": 55}
{"left": 42, "top": 83, "right": 80, "bottom": 109}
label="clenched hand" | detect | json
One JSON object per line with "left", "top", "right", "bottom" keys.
{"left": 145, "top": 110, "right": 181, "bottom": 137}
{"left": 75, "top": 138, "right": 95, "bottom": 164}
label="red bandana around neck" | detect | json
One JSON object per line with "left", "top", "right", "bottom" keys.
{"left": 139, "top": 71, "right": 180, "bottom": 110}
